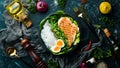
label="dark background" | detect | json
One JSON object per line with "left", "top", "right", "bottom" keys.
{"left": 0, "top": 0, "right": 120, "bottom": 68}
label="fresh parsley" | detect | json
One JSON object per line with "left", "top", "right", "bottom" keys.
{"left": 93, "top": 47, "right": 112, "bottom": 59}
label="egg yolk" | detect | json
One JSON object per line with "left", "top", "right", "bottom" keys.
{"left": 51, "top": 39, "right": 65, "bottom": 53}
{"left": 56, "top": 39, "right": 63, "bottom": 47}
{"left": 54, "top": 46, "right": 60, "bottom": 52}
{"left": 57, "top": 40, "right": 63, "bottom": 46}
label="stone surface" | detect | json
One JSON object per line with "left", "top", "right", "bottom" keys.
{"left": 0, "top": 0, "right": 120, "bottom": 68}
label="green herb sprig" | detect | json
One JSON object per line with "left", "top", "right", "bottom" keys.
{"left": 93, "top": 47, "right": 112, "bottom": 59}
{"left": 28, "top": 4, "right": 37, "bottom": 14}
{"left": 27, "top": 0, "right": 32, "bottom": 4}
{"left": 47, "top": 60, "right": 59, "bottom": 68}
{"left": 99, "top": 16, "right": 115, "bottom": 27}
{"left": 57, "top": 0, "right": 67, "bottom": 8}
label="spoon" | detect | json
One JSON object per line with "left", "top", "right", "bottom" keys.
{"left": 6, "top": 47, "right": 19, "bottom": 58}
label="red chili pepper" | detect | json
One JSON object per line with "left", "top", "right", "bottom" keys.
{"left": 84, "top": 40, "right": 92, "bottom": 51}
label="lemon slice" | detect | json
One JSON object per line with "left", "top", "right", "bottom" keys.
{"left": 99, "top": 2, "right": 111, "bottom": 14}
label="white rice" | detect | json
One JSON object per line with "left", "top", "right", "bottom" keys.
{"left": 41, "top": 20, "right": 57, "bottom": 48}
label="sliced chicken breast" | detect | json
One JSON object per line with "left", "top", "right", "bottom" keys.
{"left": 58, "top": 17, "right": 79, "bottom": 47}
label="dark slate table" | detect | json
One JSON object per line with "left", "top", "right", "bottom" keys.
{"left": 0, "top": 0, "right": 120, "bottom": 68}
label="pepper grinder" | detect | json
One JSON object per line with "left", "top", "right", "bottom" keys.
{"left": 20, "top": 38, "right": 48, "bottom": 68}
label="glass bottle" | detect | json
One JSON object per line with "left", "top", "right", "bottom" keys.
{"left": 6, "top": 0, "right": 32, "bottom": 28}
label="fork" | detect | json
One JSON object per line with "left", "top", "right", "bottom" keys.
{"left": 73, "top": 6, "right": 100, "bottom": 41}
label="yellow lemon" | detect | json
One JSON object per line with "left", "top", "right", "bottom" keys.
{"left": 99, "top": 2, "right": 111, "bottom": 14}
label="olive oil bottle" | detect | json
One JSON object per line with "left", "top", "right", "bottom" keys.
{"left": 6, "top": 0, "right": 32, "bottom": 28}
